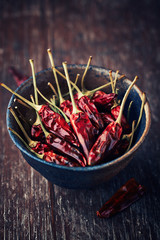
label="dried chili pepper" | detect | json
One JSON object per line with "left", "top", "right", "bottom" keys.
{"left": 100, "top": 112, "right": 115, "bottom": 127}
{"left": 9, "top": 107, "right": 51, "bottom": 154}
{"left": 36, "top": 114, "right": 86, "bottom": 167}
{"left": 8, "top": 127, "right": 81, "bottom": 167}
{"left": 88, "top": 76, "right": 138, "bottom": 166}
{"left": 50, "top": 62, "right": 104, "bottom": 130}
{"left": 111, "top": 105, "right": 130, "bottom": 133}
{"left": 97, "top": 178, "right": 145, "bottom": 218}
{"left": 9, "top": 107, "right": 85, "bottom": 166}
{"left": 91, "top": 91, "right": 117, "bottom": 112}
{"left": 8, "top": 66, "right": 29, "bottom": 86}
{"left": 1, "top": 83, "right": 80, "bottom": 147}
{"left": 63, "top": 62, "right": 98, "bottom": 159}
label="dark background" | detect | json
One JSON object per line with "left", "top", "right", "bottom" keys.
{"left": 0, "top": 0, "right": 160, "bottom": 239}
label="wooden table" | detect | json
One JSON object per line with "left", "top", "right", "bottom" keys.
{"left": 0, "top": 1, "right": 160, "bottom": 239}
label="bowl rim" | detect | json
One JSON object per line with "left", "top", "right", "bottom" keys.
{"left": 7, "top": 64, "right": 151, "bottom": 172}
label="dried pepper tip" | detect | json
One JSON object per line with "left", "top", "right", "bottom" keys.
{"left": 47, "top": 48, "right": 65, "bottom": 104}
{"left": 125, "top": 120, "right": 136, "bottom": 152}
{"left": 81, "top": 56, "right": 92, "bottom": 93}
{"left": 116, "top": 76, "right": 138, "bottom": 126}
{"left": 9, "top": 107, "right": 38, "bottom": 148}
{"left": 29, "top": 59, "right": 39, "bottom": 105}
{"left": 48, "top": 82, "right": 58, "bottom": 97}
{"left": 0, "top": 83, "right": 41, "bottom": 112}
{"left": 36, "top": 87, "right": 70, "bottom": 123}
{"left": 96, "top": 178, "right": 145, "bottom": 218}
{"left": 62, "top": 62, "right": 82, "bottom": 114}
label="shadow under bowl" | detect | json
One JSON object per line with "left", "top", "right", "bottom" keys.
{"left": 6, "top": 65, "right": 151, "bottom": 189}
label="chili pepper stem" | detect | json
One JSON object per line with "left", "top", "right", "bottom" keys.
{"left": 30, "top": 94, "right": 41, "bottom": 125}
{"left": 47, "top": 49, "right": 65, "bottom": 104}
{"left": 62, "top": 62, "right": 81, "bottom": 114}
{"left": 116, "top": 76, "right": 138, "bottom": 125}
{"left": 127, "top": 101, "right": 133, "bottom": 122}
{"left": 0, "top": 83, "right": 41, "bottom": 112}
{"left": 36, "top": 87, "right": 70, "bottom": 123}
{"left": 9, "top": 107, "right": 38, "bottom": 148}
{"left": 135, "top": 93, "right": 146, "bottom": 131}
{"left": 81, "top": 56, "right": 92, "bottom": 93}
{"left": 8, "top": 127, "right": 43, "bottom": 159}
{"left": 50, "top": 66, "right": 125, "bottom": 98}
{"left": 109, "top": 70, "right": 115, "bottom": 93}
{"left": 48, "top": 82, "right": 58, "bottom": 97}
{"left": 29, "top": 59, "right": 38, "bottom": 105}
{"left": 14, "top": 98, "right": 31, "bottom": 109}
{"left": 126, "top": 120, "right": 136, "bottom": 152}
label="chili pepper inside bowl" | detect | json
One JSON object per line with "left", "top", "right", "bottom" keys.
{"left": 6, "top": 65, "right": 151, "bottom": 189}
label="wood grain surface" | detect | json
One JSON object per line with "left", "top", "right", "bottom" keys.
{"left": 0, "top": 0, "right": 160, "bottom": 239}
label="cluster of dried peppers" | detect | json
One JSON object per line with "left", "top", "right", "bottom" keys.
{"left": 1, "top": 50, "right": 146, "bottom": 168}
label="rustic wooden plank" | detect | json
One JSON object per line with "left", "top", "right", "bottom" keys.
{"left": 0, "top": 0, "right": 160, "bottom": 239}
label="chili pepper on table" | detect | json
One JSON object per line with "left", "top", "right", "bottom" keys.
{"left": 88, "top": 76, "right": 138, "bottom": 166}
{"left": 63, "top": 62, "right": 99, "bottom": 159}
{"left": 97, "top": 178, "right": 145, "bottom": 218}
{"left": 8, "top": 127, "right": 81, "bottom": 167}
{"left": 0, "top": 83, "right": 80, "bottom": 147}
{"left": 8, "top": 66, "right": 29, "bottom": 87}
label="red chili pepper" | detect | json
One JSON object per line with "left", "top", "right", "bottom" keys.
{"left": 97, "top": 178, "right": 145, "bottom": 218}
{"left": 38, "top": 105, "right": 79, "bottom": 147}
{"left": 8, "top": 67, "right": 28, "bottom": 86}
{"left": 75, "top": 94, "right": 104, "bottom": 130}
{"left": 111, "top": 105, "right": 130, "bottom": 133}
{"left": 91, "top": 91, "right": 117, "bottom": 112}
{"left": 63, "top": 62, "right": 99, "bottom": 159}
{"left": 0, "top": 83, "right": 80, "bottom": 148}
{"left": 88, "top": 77, "right": 138, "bottom": 166}
{"left": 31, "top": 124, "right": 45, "bottom": 141}
{"left": 8, "top": 109, "right": 85, "bottom": 167}
{"left": 43, "top": 151, "right": 81, "bottom": 167}
{"left": 60, "top": 99, "right": 74, "bottom": 118}
{"left": 100, "top": 112, "right": 115, "bottom": 127}
{"left": 44, "top": 133, "right": 86, "bottom": 167}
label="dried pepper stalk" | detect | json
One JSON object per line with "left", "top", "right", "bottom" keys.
{"left": 9, "top": 107, "right": 51, "bottom": 154}
{"left": 96, "top": 178, "right": 145, "bottom": 218}
{"left": 8, "top": 66, "right": 29, "bottom": 86}
{"left": 0, "top": 83, "right": 79, "bottom": 147}
{"left": 47, "top": 49, "right": 81, "bottom": 119}
{"left": 8, "top": 127, "right": 81, "bottom": 167}
{"left": 88, "top": 76, "right": 138, "bottom": 166}
{"left": 63, "top": 62, "right": 98, "bottom": 159}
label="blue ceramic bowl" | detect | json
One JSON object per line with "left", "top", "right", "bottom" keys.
{"left": 7, "top": 65, "right": 151, "bottom": 189}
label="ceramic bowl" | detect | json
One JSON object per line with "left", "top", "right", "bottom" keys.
{"left": 6, "top": 65, "right": 151, "bottom": 189}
